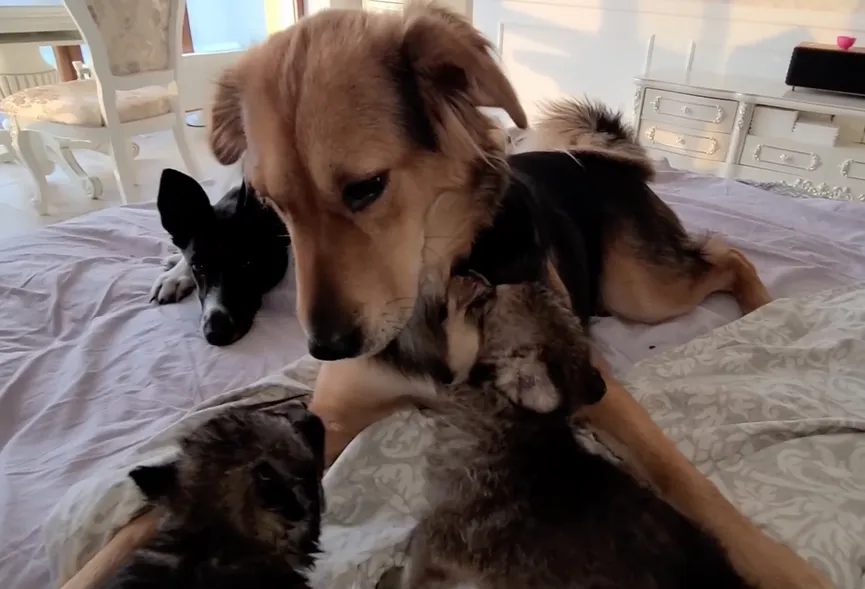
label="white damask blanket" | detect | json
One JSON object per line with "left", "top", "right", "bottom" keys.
{"left": 47, "top": 283, "right": 865, "bottom": 589}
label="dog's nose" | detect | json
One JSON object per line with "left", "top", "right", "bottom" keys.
{"left": 308, "top": 326, "right": 363, "bottom": 361}
{"left": 203, "top": 309, "right": 238, "bottom": 346}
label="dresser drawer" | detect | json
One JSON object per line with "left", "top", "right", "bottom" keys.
{"left": 740, "top": 136, "right": 827, "bottom": 180}
{"left": 642, "top": 89, "right": 737, "bottom": 133}
{"left": 638, "top": 121, "right": 729, "bottom": 162}
{"left": 824, "top": 149, "right": 865, "bottom": 200}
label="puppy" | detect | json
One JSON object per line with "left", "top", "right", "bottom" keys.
{"left": 376, "top": 276, "right": 753, "bottom": 589}
{"left": 150, "top": 168, "right": 290, "bottom": 346}
{"left": 96, "top": 404, "right": 325, "bottom": 589}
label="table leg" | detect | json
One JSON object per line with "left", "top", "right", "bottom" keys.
{"left": 53, "top": 45, "right": 84, "bottom": 82}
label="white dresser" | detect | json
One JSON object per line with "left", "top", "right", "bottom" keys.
{"left": 634, "top": 71, "right": 865, "bottom": 201}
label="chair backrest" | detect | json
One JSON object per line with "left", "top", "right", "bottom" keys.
{"left": 63, "top": 0, "right": 185, "bottom": 84}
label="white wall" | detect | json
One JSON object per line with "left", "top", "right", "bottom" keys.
{"left": 472, "top": 0, "right": 865, "bottom": 124}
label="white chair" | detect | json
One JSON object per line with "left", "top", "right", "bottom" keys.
{"left": 0, "top": 0, "right": 201, "bottom": 214}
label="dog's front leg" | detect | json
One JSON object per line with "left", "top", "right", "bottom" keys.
{"left": 310, "top": 357, "right": 433, "bottom": 466}
{"left": 579, "top": 366, "right": 833, "bottom": 589}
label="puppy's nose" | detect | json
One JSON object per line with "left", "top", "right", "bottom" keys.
{"left": 308, "top": 326, "right": 363, "bottom": 361}
{"left": 203, "top": 309, "right": 238, "bottom": 346}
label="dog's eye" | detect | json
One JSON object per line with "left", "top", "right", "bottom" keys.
{"left": 342, "top": 172, "right": 388, "bottom": 213}
{"left": 190, "top": 262, "right": 203, "bottom": 274}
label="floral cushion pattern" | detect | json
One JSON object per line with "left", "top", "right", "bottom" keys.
{"left": 0, "top": 80, "right": 174, "bottom": 127}
{"left": 86, "top": 0, "right": 172, "bottom": 77}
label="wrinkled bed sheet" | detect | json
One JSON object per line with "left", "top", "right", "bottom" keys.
{"left": 49, "top": 284, "right": 865, "bottom": 589}
{"left": 5, "top": 163, "right": 865, "bottom": 589}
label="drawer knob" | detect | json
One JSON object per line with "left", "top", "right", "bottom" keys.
{"left": 779, "top": 153, "right": 791, "bottom": 163}
{"left": 681, "top": 106, "right": 692, "bottom": 115}
{"left": 676, "top": 136, "right": 686, "bottom": 145}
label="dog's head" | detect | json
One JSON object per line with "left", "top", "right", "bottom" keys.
{"left": 207, "top": 4, "right": 527, "bottom": 360}
{"left": 129, "top": 404, "right": 325, "bottom": 552}
{"left": 444, "top": 275, "right": 606, "bottom": 414}
{"left": 157, "top": 168, "right": 290, "bottom": 346}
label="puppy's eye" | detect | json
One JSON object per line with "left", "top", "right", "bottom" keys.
{"left": 252, "top": 462, "right": 285, "bottom": 503}
{"left": 252, "top": 461, "right": 306, "bottom": 520}
{"left": 342, "top": 172, "right": 388, "bottom": 213}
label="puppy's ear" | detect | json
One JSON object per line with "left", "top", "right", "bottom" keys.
{"left": 545, "top": 354, "right": 606, "bottom": 412}
{"left": 208, "top": 66, "right": 246, "bottom": 165}
{"left": 401, "top": 3, "right": 528, "bottom": 129}
{"left": 157, "top": 168, "right": 213, "bottom": 247}
{"left": 280, "top": 404, "right": 326, "bottom": 471}
{"left": 129, "top": 462, "right": 179, "bottom": 503}
{"left": 536, "top": 288, "right": 606, "bottom": 411}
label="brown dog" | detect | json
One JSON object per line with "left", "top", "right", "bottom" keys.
{"left": 201, "top": 4, "right": 830, "bottom": 589}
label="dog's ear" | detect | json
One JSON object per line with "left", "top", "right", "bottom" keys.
{"left": 401, "top": 3, "right": 528, "bottom": 129}
{"left": 129, "top": 462, "right": 179, "bottom": 503}
{"left": 208, "top": 66, "right": 246, "bottom": 165}
{"left": 157, "top": 168, "right": 213, "bottom": 246}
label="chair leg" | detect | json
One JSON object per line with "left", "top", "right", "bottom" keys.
{"left": 42, "top": 134, "right": 103, "bottom": 200}
{"left": 108, "top": 133, "right": 137, "bottom": 205}
{"left": 11, "top": 126, "right": 50, "bottom": 215}
{"left": 172, "top": 118, "right": 202, "bottom": 180}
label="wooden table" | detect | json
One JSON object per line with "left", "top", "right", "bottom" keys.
{"left": 0, "top": 2, "right": 82, "bottom": 85}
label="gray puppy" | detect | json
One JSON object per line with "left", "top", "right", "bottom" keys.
{"left": 98, "top": 403, "right": 325, "bottom": 589}
{"left": 377, "top": 276, "right": 753, "bottom": 589}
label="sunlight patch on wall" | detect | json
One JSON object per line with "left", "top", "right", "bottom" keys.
{"left": 264, "top": 0, "right": 296, "bottom": 33}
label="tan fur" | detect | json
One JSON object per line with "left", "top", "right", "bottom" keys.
{"left": 207, "top": 3, "right": 524, "bottom": 356}
{"left": 511, "top": 98, "right": 656, "bottom": 181}
{"left": 601, "top": 234, "right": 771, "bottom": 324}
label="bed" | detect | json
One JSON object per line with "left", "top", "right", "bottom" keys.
{"left": 4, "top": 160, "right": 865, "bottom": 589}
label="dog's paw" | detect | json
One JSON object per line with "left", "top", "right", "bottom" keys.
{"left": 150, "top": 257, "right": 195, "bottom": 304}
{"left": 375, "top": 566, "right": 404, "bottom": 589}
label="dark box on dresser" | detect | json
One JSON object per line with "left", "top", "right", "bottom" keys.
{"left": 786, "top": 42, "right": 865, "bottom": 97}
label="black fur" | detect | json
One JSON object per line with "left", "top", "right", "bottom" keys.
{"left": 462, "top": 150, "right": 709, "bottom": 326}
{"left": 378, "top": 146, "right": 708, "bottom": 381}
{"left": 154, "top": 169, "right": 290, "bottom": 346}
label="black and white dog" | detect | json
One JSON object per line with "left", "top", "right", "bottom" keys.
{"left": 150, "top": 168, "right": 291, "bottom": 346}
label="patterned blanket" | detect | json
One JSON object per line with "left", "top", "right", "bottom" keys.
{"left": 48, "top": 283, "right": 865, "bottom": 588}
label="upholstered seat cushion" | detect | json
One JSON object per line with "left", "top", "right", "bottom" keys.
{"left": 0, "top": 79, "right": 174, "bottom": 127}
